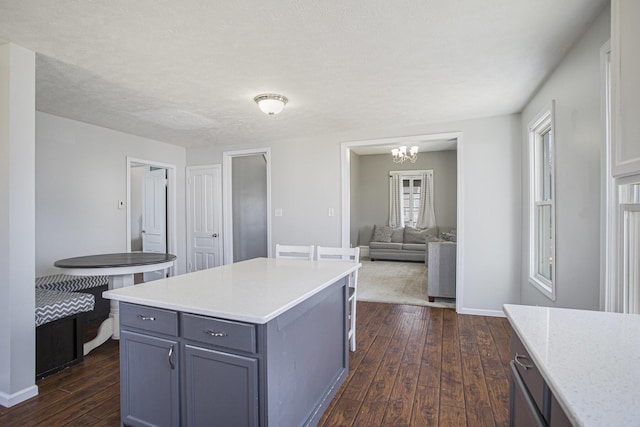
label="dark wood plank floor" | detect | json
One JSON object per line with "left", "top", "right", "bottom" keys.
{"left": 318, "top": 302, "right": 512, "bottom": 427}
{"left": 0, "top": 302, "right": 511, "bottom": 426}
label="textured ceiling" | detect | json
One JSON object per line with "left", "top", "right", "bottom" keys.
{"left": 0, "top": 0, "right": 606, "bottom": 148}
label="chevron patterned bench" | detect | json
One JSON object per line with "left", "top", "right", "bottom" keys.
{"left": 35, "top": 288, "right": 95, "bottom": 379}
{"left": 36, "top": 274, "right": 109, "bottom": 325}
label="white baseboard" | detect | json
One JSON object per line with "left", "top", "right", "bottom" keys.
{"left": 0, "top": 384, "right": 38, "bottom": 407}
{"left": 456, "top": 306, "right": 506, "bottom": 317}
{"left": 359, "top": 245, "right": 369, "bottom": 258}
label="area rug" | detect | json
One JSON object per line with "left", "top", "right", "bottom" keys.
{"left": 357, "top": 259, "right": 455, "bottom": 309}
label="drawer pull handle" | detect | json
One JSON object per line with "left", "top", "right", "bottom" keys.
{"left": 137, "top": 315, "right": 156, "bottom": 321}
{"left": 168, "top": 345, "right": 175, "bottom": 370}
{"left": 205, "top": 329, "right": 228, "bottom": 337}
{"left": 514, "top": 352, "right": 534, "bottom": 370}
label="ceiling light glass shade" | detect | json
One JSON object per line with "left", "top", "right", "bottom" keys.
{"left": 254, "top": 93, "right": 288, "bottom": 115}
{"left": 391, "top": 145, "right": 419, "bottom": 163}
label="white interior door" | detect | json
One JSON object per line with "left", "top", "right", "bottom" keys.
{"left": 142, "top": 168, "right": 167, "bottom": 281}
{"left": 187, "top": 165, "right": 222, "bottom": 271}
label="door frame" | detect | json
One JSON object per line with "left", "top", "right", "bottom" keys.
{"left": 222, "top": 148, "right": 272, "bottom": 264}
{"left": 340, "top": 132, "right": 464, "bottom": 313}
{"left": 186, "top": 164, "right": 223, "bottom": 271}
{"left": 126, "top": 157, "right": 177, "bottom": 276}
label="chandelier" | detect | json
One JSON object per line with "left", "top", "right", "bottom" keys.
{"left": 391, "top": 146, "right": 419, "bottom": 163}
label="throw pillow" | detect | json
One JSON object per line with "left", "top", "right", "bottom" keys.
{"left": 440, "top": 228, "right": 457, "bottom": 242}
{"left": 391, "top": 227, "right": 405, "bottom": 243}
{"left": 371, "top": 225, "right": 393, "bottom": 242}
{"left": 404, "top": 226, "right": 431, "bottom": 244}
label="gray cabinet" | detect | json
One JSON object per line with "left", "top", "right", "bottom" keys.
{"left": 509, "top": 329, "right": 572, "bottom": 427}
{"left": 118, "top": 277, "right": 349, "bottom": 427}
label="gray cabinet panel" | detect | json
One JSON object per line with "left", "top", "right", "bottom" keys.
{"left": 120, "top": 330, "right": 179, "bottom": 427}
{"left": 184, "top": 344, "right": 258, "bottom": 427}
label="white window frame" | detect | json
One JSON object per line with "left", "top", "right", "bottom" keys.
{"left": 390, "top": 169, "right": 431, "bottom": 228}
{"left": 528, "top": 101, "right": 556, "bottom": 300}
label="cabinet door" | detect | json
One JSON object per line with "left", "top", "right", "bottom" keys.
{"left": 509, "top": 362, "right": 546, "bottom": 427}
{"left": 184, "top": 344, "right": 258, "bottom": 427}
{"left": 120, "top": 330, "right": 180, "bottom": 427}
{"left": 612, "top": 0, "right": 640, "bottom": 176}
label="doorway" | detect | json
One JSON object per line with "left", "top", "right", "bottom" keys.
{"left": 126, "top": 157, "right": 177, "bottom": 279}
{"left": 222, "top": 148, "right": 272, "bottom": 264}
{"left": 341, "top": 132, "right": 464, "bottom": 311}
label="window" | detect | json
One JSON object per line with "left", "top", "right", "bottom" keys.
{"left": 389, "top": 170, "right": 436, "bottom": 229}
{"left": 528, "top": 102, "right": 556, "bottom": 300}
{"left": 402, "top": 176, "right": 422, "bottom": 227}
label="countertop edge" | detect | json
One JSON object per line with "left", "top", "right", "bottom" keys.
{"left": 104, "top": 263, "right": 358, "bottom": 324}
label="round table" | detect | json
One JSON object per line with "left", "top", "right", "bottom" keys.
{"left": 55, "top": 252, "right": 177, "bottom": 354}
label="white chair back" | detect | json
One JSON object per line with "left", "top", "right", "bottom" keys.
{"left": 316, "top": 246, "right": 360, "bottom": 352}
{"left": 275, "top": 244, "right": 315, "bottom": 260}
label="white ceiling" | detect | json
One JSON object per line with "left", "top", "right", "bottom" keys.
{"left": 0, "top": 0, "right": 606, "bottom": 149}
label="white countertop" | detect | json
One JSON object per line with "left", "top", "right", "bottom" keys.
{"left": 503, "top": 304, "right": 640, "bottom": 427}
{"left": 103, "top": 257, "right": 359, "bottom": 324}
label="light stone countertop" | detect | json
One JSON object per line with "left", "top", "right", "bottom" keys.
{"left": 103, "top": 257, "right": 359, "bottom": 324}
{"left": 503, "top": 304, "right": 640, "bottom": 427}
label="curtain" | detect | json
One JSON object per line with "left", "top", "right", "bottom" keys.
{"left": 389, "top": 173, "right": 402, "bottom": 228}
{"left": 416, "top": 171, "right": 437, "bottom": 228}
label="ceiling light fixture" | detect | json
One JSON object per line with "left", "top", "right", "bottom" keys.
{"left": 391, "top": 146, "right": 419, "bottom": 163}
{"left": 254, "top": 93, "right": 288, "bottom": 115}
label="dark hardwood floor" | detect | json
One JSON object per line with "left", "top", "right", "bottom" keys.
{"left": 0, "top": 302, "right": 511, "bottom": 426}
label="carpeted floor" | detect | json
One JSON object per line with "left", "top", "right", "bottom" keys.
{"left": 357, "top": 258, "right": 455, "bottom": 309}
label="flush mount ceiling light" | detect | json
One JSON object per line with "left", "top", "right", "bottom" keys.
{"left": 254, "top": 93, "right": 288, "bottom": 115}
{"left": 391, "top": 145, "right": 419, "bottom": 163}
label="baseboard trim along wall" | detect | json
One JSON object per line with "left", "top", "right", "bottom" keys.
{"left": 0, "top": 385, "right": 38, "bottom": 408}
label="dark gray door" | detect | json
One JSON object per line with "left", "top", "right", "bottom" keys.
{"left": 120, "top": 331, "right": 180, "bottom": 427}
{"left": 184, "top": 344, "right": 258, "bottom": 426}
{"left": 232, "top": 154, "right": 268, "bottom": 261}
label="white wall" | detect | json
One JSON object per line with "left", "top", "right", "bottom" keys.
{"left": 520, "top": 7, "right": 610, "bottom": 310}
{"left": 0, "top": 43, "right": 38, "bottom": 407}
{"left": 35, "top": 112, "right": 187, "bottom": 276}
{"left": 187, "top": 113, "right": 522, "bottom": 316}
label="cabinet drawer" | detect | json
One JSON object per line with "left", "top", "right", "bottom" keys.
{"left": 510, "top": 331, "right": 545, "bottom": 413}
{"left": 182, "top": 313, "right": 256, "bottom": 353}
{"left": 120, "top": 303, "right": 179, "bottom": 337}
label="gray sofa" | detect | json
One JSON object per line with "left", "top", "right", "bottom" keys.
{"left": 369, "top": 225, "right": 442, "bottom": 262}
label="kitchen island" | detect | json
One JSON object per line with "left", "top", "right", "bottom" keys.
{"left": 504, "top": 304, "right": 640, "bottom": 426}
{"left": 103, "top": 257, "right": 360, "bottom": 427}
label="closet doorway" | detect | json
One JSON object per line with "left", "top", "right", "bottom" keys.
{"left": 222, "top": 148, "right": 272, "bottom": 264}
{"left": 126, "top": 157, "right": 177, "bottom": 279}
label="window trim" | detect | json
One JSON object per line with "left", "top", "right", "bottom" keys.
{"left": 528, "top": 101, "right": 556, "bottom": 300}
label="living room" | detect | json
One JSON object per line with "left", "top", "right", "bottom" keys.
{"left": 4, "top": 1, "right": 639, "bottom": 424}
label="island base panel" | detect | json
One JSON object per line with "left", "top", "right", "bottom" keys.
{"left": 265, "top": 278, "right": 349, "bottom": 426}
